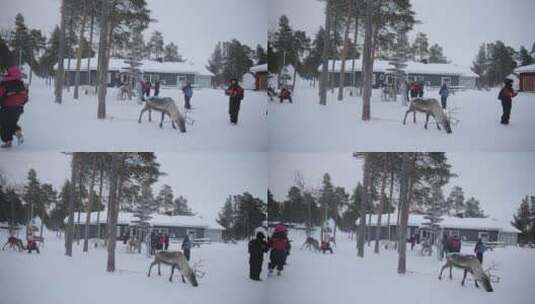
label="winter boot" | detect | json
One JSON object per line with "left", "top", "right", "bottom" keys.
{"left": 1, "top": 141, "right": 12, "bottom": 148}
{"left": 15, "top": 131, "right": 24, "bottom": 145}
{"left": 277, "top": 270, "right": 281, "bottom": 276}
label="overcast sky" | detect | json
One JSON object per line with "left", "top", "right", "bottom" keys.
{"left": 270, "top": 0, "right": 535, "bottom": 67}
{"left": 0, "top": 0, "right": 267, "bottom": 67}
{"left": 269, "top": 152, "right": 535, "bottom": 225}
{"left": 0, "top": 152, "right": 268, "bottom": 222}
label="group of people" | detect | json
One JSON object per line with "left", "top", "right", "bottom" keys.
{"left": 140, "top": 79, "right": 161, "bottom": 99}
{"left": 248, "top": 223, "right": 291, "bottom": 281}
{"left": 0, "top": 66, "right": 27, "bottom": 148}
{"left": 149, "top": 231, "right": 194, "bottom": 261}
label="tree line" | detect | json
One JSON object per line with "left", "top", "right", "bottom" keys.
{"left": 511, "top": 195, "right": 535, "bottom": 245}
{"left": 471, "top": 41, "right": 535, "bottom": 88}
{"left": 216, "top": 192, "right": 266, "bottom": 241}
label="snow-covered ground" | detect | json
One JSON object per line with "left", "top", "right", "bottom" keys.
{"left": 1, "top": 230, "right": 533, "bottom": 304}
{"left": 267, "top": 229, "right": 535, "bottom": 304}
{"left": 269, "top": 87, "right": 535, "bottom": 152}
{"left": 16, "top": 79, "right": 268, "bottom": 152}
{"left": 0, "top": 232, "right": 263, "bottom": 304}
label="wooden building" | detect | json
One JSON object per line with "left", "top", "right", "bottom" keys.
{"left": 515, "top": 64, "right": 535, "bottom": 92}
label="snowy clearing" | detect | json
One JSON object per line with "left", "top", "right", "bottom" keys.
{"left": 267, "top": 230, "right": 535, "bottom": 304}
{"left": 268, "top": 88, "right": 535, "bottom": 152}
{"left": 0, "top": 233, "right": 263, "bottom": 304}
{"left": 16, "top": 79, "right": 268, "bottom": 152}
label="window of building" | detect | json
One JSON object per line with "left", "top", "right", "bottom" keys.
{"left": 448, "top": 230, "right": 460, "bottom": 238}
{"left": 478, "top": 232, "right": 489, "bottom": 241}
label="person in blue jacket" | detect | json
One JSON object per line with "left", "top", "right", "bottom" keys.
{"left": 182, "top": 82, "right": 193, "bottom": 110}
{"left": 474, "top": 238, "right": 487, "bottom": 264}
{"left": 439, "top": 83, "right": 450, "bottom": 109}
{"left": 181, "top": 233, "right": 193, "bottom": 261}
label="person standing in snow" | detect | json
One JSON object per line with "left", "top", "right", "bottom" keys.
{"left": 182, "top": 82, "right": 193, "bottom": 110}
{"left": 409, "top": 81, "right": 420, "bottom": 99}
{"left": 0, "top": 66, "right": 27, "bottom": 148}
{"left": 268, "top": 223, "right": 291, "bottom": 277}
{"left": 225, "top": 79, "right": 244, "bottom": 125}
{"left": 439, "top": 83, "right": 450, "bottom": 109}
{"left": 181, "top": 233, "right": 192, "bottom": 261}
{"left": 498, "top": 78, "right": 518, "bottom": 125}
{"left": 145, "top": 80, "right": 152, "bottom": 97}
{"left": 154, "top": 80, "right": 160, "bottom": 97}
{"left": 248, "top": 231, "right": 268, "bottom": 281}
{"left": 474, "top": 238, "right": 487, "bottom": 264}
{"left": 279, "top": 86, "right": 292, "bottom": 103}
{"left": 164, "top": 233, "right": 169, "bottom": 251}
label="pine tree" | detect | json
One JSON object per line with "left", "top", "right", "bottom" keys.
{"left": 511, "top": 196, "right": 534, "bottom": 244}
{"left": 464, "top": 197, "right": 485, "bottom": 218}
{"left": 411, "top": 32, "right": 429, "bottom": 62}
{"left": 207, "top": 42, "right": 225, "bottom": 87}
{"left": 428, "top": 43, "right": 448, "bottom": 63}
{"left": 446, "top": 186, "right": 465, "bottom": 216}
{"left": 217, "top": 196, "right": 235, "bottom": 241}
{"left": 471, "top": 44, "right": 488, "bottom": 89}
{"left": 9, "top": 13, "right": 31, "bottom": 66}
{"left": 221, "top": 39, "right": 254, "bottom": 82}
{"left": 255, "top": 44, "right": 267, "bottom": 65}
{"left": 173, "top": 195, "right": 193, "bottom": 215}
{"left": 421, "top": 183, "right": 444, "bottom": 259}
{"left": 156, "top": 184, "right": 174, "bottom": 215}
{"left": 518, "top": 46, "right": 534, "bottom": 67}
{"left": 131, "top": 182, "right": 153, "bottom": 255}
{"left": 148, "top": 31, "right": 164, "bottom": 60}
{"left": 163, "top": 42, "right": 184, "bottom": 62}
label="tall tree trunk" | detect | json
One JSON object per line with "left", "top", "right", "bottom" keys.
{"left": 386, "top": 167, "right": 394, "bottom": 242}
{"left": 337, "top": 1, "right": 352, "bottom": 101}
{"left": 87, "top": 2, "right": 95, "bottom": 87}
{"left": 107, "top": 154, "right": 120, "bottom": 272}
{"left": 65, "top": 153, "right": 78, "bottom": 256}
{"left": 361, "top": 0, "right": 374, "bottom": 120}
{"left": 96, "top": 165, "right": 104, "bottom": 242}
{"left": 351, "top": 16, "right": 359, "bottom": 93}
{"left": 76, "top": 161, "right": 84, "bottom": 246}
{"left": 398, "top": 153, "right": 412, "bottom": 274}
{"left": 66, "top": 10, "right": 73, "bottom": 93}
{"left": 97, "top": 3, "right": 110, "bottom": 119}
{"left": 357, "top": 153, "right": 370, "bottom": 257}
{"left": 74, "top": 0, "right": 88, "bottom": 99}
{"left": 83, "top": 156, "right": 97, "bottom": 252}
{"left": 329, "top": 9, "right": 337, "bottom": 93}
{"left": 374, "top": 156, "right": 388, "bottom": 254}
{"left": 55, "top": 0, "right": 66, "bottom": 104}
{"left": 319, "top": 0, "right": 332, "bottom": 106}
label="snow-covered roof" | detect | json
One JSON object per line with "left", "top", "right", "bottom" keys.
{"left": 358, "top": 213, "right": 520, "bottom": 233}
{"left": 320, "top": 59, "right": 479, "bottom": 78}
{"left": 54, "top": 57, "right": 213, "bottom": 76}
{"left": 63, "top": 211, "right": 222, "bottom": 229}
{"left": 250, "top": 64, "right": 268, "bottom": 73}
{"left": 515, "top": 64, "right": 535, "bottom": 74}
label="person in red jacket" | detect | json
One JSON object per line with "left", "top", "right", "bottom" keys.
{"left": 0, "top": 66, "right": 27, "bottom": 148}
{"left": 498, "top": 78, "right": 518, "bottom": 125}
{"left": 279, "top": 86, "right": 292, "bottom": 103}
{"left": 225, "top": 79, "right": 244, "bottom": 125}
{"left": 268, "top": 223, "right": 291, "bottom": 276}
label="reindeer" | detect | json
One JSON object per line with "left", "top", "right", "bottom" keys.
{"left": 301, "top": 237, "right": 320, "bottom": 252}
{"left": 1, "top": 236, "right": 25, "bottom": 252}
{"left": 403, "top": 98, "right": 452, "bottom": 134}
{"left": 147, "top": 251, "right": 198, "bottom": 287}
{"left": 138, "top": 97, "right": 186, "bottom": 133}
{"left": 438, "top": 254, "right": 493, "bottom": 292}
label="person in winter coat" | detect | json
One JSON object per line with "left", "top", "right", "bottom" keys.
{"left": 225, "top": 79, "right": 244, "bottom": 125}
{"left": 0, "top": 66, "right": 27, "bottom": 148}
{"left": 181, "top": 233, "right": 192, "bottom": 261}
{"left": 145, "top": 80, "right": 152, "bottom": 97}
{"left": 150, "top": 231, "right": 158, "bottom": 255}
{"left": 409, "top": 81, "right": 420, "bottom": 99}
{"left": 439, "top": 83, "right": 450, "bottom": 109}
{"left": 268, "top": 223, "right": 291, "bottom": 276}
{"left": 418, "top": 81, "right": 425, "bottom": 98}
{"left": 248, "top": 231, "right": 269, "bottom": 281}
{"left": 279, "top": 86, "right": 292, "bottom": 103}
{"left": 410, "top": 234, "right": 416, "bottom": 251}
{"left": 498, "top": 78, "right": 518, "bottom": 125}
{"left": 164, "top": 234, "right": 169, "bottom": 251}
{"left": 182, "top": 82, "right": 193, "bottom": 110}
{"left": 154, "top": 80, "right": 160, "bottom": 97}
{"left": 474, "top": 238, "right": 487, "bottom": 264}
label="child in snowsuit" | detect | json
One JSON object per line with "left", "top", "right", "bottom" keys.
{"left": 182, "top": 82, "right": 193, "bottom": 110}
{"left": 268, "top": 224, "right": 291, "bottom": 276}
{"left": 181, "top": 233, "right": 192, "bottom": 261}
{"left": 439, "top": 83, "right": 449, "bottom": 109}
{"left": 409, "top": 81, "right": 420, "bottom": 99}
{"left": 498, "top": 79, "right": 518, "bottom": 125}
{"left": 0, "top": 66, "right": 27, "bottom": 148}
{"left": 27, "top": 239, "right": 39, "bottom": 254}
{"left": 279, "top": 86, "right": 292, "bottom": 103}
{"left": 225, "top": 79, "right": 244, "bottom": 125}
{"left": 474, "top": 238, "right": 487, "bottom": 264}
{"left": 154, "top": 80, "right": 160, "bottom": 97}
{"left": 145, "top": 81, "right": 152, "bottom": 97}
{"left": 248, "top": 231, "right": 268, "bottom": 281}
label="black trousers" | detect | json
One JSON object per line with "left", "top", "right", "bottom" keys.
{"left": 501, "top": 100, "right": 512, "bottom": 124}
{"left": 183, "top": 248, "right": 191, "bottom": 261}
{"left": 0, "top": 106, "right": 23, "bottom": 143}
{"left": 249, "top": 258, "right": 263, "bottom": 280}
{"left": 229, "top": 99, "right": 241, "bottom": 124}
{"left": 441, "top": 96, "right": 447, "bottom": 109}
{"left": 280, "top": 96, "right": 292, "bottom": 103}
{"left": 476, "top": 252, "right": 483, "bottom": 264}
{"left": 185, "top": 96, "right": 192, "bottom": 110}
{"left": 268, "top": 251, "right": 286, "bottom": 271}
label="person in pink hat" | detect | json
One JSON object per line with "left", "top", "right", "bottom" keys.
{"left": 0, "top": 66, "right": 28, "bottom": 148}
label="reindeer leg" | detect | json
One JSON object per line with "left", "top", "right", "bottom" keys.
{"left": 160, "top": 112, "right": 165, "bottom": 128}
{"left": 425, "top": 113, "right": 430, "bottom": 129}
{"left": 169, "top": 265, "right": 175, "bottom": 282}
{"left": 138, "top": 107, "right": 147, "bottom": 124}
{"left": 172, "top": 120, "right": 177, "bottom": 130}
{"left": 403, "top": 110, "right": 411, "bottom": 125}
{"left": 158, "top": 262, "right": 161, "bottom": 276}
{"left": 449, "top": 266, "right": 453, "bottom": 280}
{"left": 433, "top": 114, "right": 441, "bottom": 130}
{"left": 147, "top": 261, "right": 157, "bottom": 277}
{"left": 462, "top": 269, "right": 468, "bottom": 286}
{"left": 439, "top": 264, "right": 448, "bottom": 280}
{"left": 413, "top": 111, "right": 416, "bottom": 124}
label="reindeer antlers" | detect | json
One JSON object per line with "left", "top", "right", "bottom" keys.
{"left": 485, "top": 262, "right": 501, "bottom": 284}
{"left": 447, "top": 106, "right": 461, "bottom": 127}
{"left": 192, "top": 258, "right": 206, "bottom": 279}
